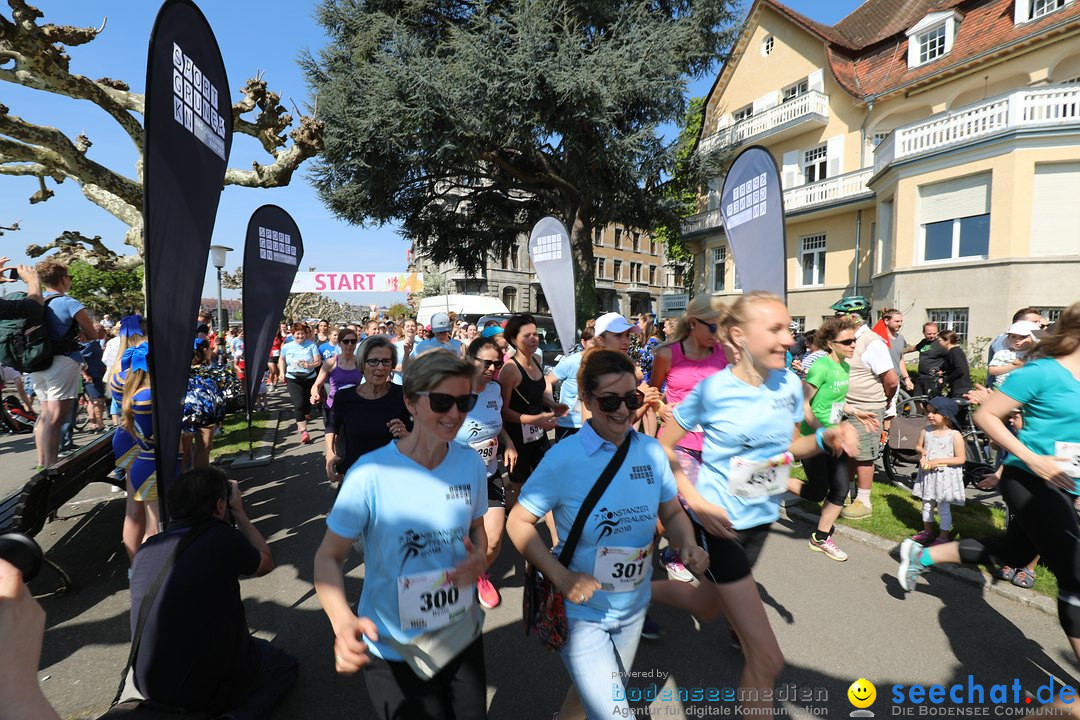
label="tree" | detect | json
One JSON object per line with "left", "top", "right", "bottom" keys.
{"left": 386, "top": 302, "right": 409, "bottom": 320}
{"left": 303, "top": 0, "right": 739, "bottom": 324}
{"left": 0, "top": 0, "right": 324, "bottom": 267}
{"left": 68, "top": 258, "right": 143, "bottom": 317}
{"left": 418, "top": 268, "right": 450, "bottom": 299}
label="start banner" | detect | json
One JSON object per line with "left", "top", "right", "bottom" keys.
{"left": 291, "top": 271, "right": 423, "bottom": 294}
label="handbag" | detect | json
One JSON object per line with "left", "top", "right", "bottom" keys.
{"left": 522, "top": 432, "right": 632, "bottom": 651}
{"left": 97, "top": 523, "right": 217, "bottom": 720}
{"left": 383, "top": 603, "right": 485, "bottom": 680}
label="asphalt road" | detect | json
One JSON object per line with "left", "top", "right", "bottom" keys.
{"left": 24, "top": 408, "right": 1078, "bottom": 719}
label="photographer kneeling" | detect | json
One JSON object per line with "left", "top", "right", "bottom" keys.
{"left": 128, "top": 467, "right": 298, "bottom": 719}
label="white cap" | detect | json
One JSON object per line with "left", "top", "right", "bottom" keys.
{"left": 1006, "top": 320, "right": 1040, "bottom": 338}
{"left": 595, "top": 312, "right": 639, "bottom": 336}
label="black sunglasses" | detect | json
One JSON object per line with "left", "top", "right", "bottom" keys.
{"left": 477, "top": 359, "right": 503, "bottom": 369}
{"left": 694, "top": 319, "right": 718, "bottom": 334}
{"left": 365, "top": 358, "right": 393, "bottom": 367}
{"left": 340, "top": 338, "right": 358, "bottom": 345}
{"left": 591, "top": 390, "right": 645, "bottom": 413}
{"left": 832, "top": 338, "right": 856, "bottom": 346}
{"left": 416, "top": 391, "right": 478, "bottom": 413}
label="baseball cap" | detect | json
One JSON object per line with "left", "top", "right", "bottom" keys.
{"left": 430, "top": 312, "right": 452, "bottom": 333}
{"left": 1006, "top": 320, "right": 1040, "bottom": 339}
{"left": 595, "top": 312, "right": 639, "bottom": 336}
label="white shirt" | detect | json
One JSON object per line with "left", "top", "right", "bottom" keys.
{"left": 855, "top": 324, "right": 895, "bottom": 377}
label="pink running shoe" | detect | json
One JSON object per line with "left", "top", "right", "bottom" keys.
{"left": 477, "top": 573, "right": 501, "bottom": 609}
{"left": 912, "top": 530, "right": 936, "bottom": 545}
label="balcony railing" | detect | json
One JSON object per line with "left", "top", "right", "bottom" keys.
{"left": 595, "top": 279, "right": 615, "bottom": 290}
{"left": 627, "top": 282, "right": 650, "bottom": 293}
{"left": 681, "top": 208, "right": 724, "bottom": 236}
{"left": 874, "top": 84, "right": 1080, "bottom": 174}
{"left": 700, "top": 91, "right": 830, "bottom": 155}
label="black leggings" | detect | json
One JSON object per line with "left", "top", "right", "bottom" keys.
{"left": 956, "top": 465, "right": 1080, "bottom": 636}
{"left": 285, "top": 375, "right": 315, "bottom": 423}
{"left": 800, "top": 451, "right": 850, "bottom": 508}
{"left": 363, "top": 636, "right": 486, "bottom": 720}
{"left": 505, "top": 423, "right": 549, "bottom": 485}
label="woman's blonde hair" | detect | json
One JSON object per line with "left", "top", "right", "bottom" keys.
{"left": 121, "top": 368, "right": 152, "bottom": 435}
{"left": 719, "top": 291, "right": 786, "bottom": 346}
{"left": 661, "top": 295, "right": 728, "bottom": 349}
{"left": 1032, "top": 302, "right": 1080, "bottom": 360}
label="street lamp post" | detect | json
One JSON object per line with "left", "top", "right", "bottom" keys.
{"left": 209, "top": 245, "right": 233, "bottom": 364}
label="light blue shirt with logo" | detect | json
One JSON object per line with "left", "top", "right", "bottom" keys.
{"left": 281, "top": 339, "right": 319, "bottom": 379}
{"left": 673, "top": 367, "right": 803, "bottom": 530}
{"left": 326, "top": 441, "right": 487, "bottom": 661}
{"left": 518, "top": 422, "right": 676, "bottom": 623}
{"left": 551, "top": 352, "right": 584, "bottom": 429}
{"left": 411, "top": 337, "right": 463, "bottom": 358}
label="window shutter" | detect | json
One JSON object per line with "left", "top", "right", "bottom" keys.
{"left": 782, "top": 151, "right": 798, "bottom": 189}
{"left": 1014, "top": 0, "right": 1030, "bottom": 24}
{"left": 919, "top": 173, "right": 991, "bottom": 224}
{"left": 1030, "top": 163, "right": 1080, "bottom": 256}
{"left": 826, "top": 135, "right": 844, "bottom": 178}
{"left": 808, "top": 69, "right": 825, "bottom": 93}
{"left": 753, "top": 91, "right": 778, "bottom": 114}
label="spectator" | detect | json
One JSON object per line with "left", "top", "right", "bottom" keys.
{"left": 986, "top": 308, "right": 1046, "bottom": 388}
{"left": 79, "top": 327, "right": 107, "bottom": 432}
{"left": 392, "top": 317, "right": 418, "bottom": 384}
{"left": 129, "top": 466, "right": 297, "bottom": 717}
{"left": 938, "top": 330, "right": 972, "bottom": 400}
{"left": 101, "top": 313, "right": 115, "bottom": 331}
{"left": 361, "top": 318, "right": 379, "bottom": 340}
{"left": 0, "top": 259, "right": 43, "bottom": 321}
{"left": 29, "top": 260, "right": 96, "bottom": 470}
{"left": 0, "top": 364, "right": 33, "bottom": 411}
{"left": 914, "top": 322, "right": 947, "bottom": 399}
{"left": 880, "top": 309, "right": 915, "bottom": 394}
{"left": 411, "top": 312, "right": 464, "bottom": 358}
{"left": 988, "top": 320, "right": 1041, "bottom": 385}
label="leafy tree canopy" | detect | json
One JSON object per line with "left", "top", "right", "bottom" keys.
{"left": 304, "top": 0, "right": 739, "bottom": 321}
{"left": 68, "top": 258, "right": 143, "bottom": 318}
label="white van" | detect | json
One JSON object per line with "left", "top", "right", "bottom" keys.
{"left": 416, "top": 295, "right": 510, "bottom": 327}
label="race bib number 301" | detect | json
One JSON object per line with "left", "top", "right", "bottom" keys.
{"left": 397, "top": 568, "right": 475, "bottom": 631}
{"left": 729, "top": 453, "right": 792, "bottom": 498}
{"left": 593, "top": 545, "right": 652, "bottom": 593}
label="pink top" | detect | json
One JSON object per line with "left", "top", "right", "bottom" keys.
{"left": 660, "top": 341, "right": 728, "bottom": 451}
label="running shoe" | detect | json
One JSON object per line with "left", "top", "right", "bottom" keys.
{"left": 660, "top": 547, "right": 694, "bottom": 582}
{"left": 640, "top": 614, "right": 663, "bottom": 640}
{"left": 897, "top": 538, "right": 928, "bottom": 592}
{"left": 929, "top": 536, "right": 949, "bottom": 546}
{"left": 477, "top": 573, "right": 501, "bottom": 609}
{"left": 809, "top": 535, "right": 848, "bottom": 562}
{"left": 911, "top": 529, "right": 935, "bottom": 545}
{"left": 841, "top": 500, "right": 872, "bottom": 520}
{"left": 300, "top": 430, "right": 312, "bottom": 445}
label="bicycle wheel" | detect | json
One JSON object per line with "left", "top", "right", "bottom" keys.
{"left": 883, "top": 444, "right": 920, "bottom": 488}
{"left": 73, "top": 400, "right": 89, "bottom": 432}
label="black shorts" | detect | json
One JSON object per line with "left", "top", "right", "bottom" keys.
{"left": 692, "top": 519, "right": 771, "bottom": 585}
{"left": 486, "top": 471, "right": 506, "bottom": 509}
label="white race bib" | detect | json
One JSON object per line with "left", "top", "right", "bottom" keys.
{"left": 1056, "top": 441, "right": 1080, "bottom": 479}
{"left": 829, "top": 402, "right": 845, "bottom": 425}
{"left": 593, "top": 545, "right": 652, "bottom": 593}
{"left": 397, "top": 568, "right": 475, "bottom": 632}
{"left": 469, "top": 437, "right": 498, "bottom": 463}
{"left": 522, "top": 422, "right": 544, "bottom": 444}
{"left": 729, "top": 454, "right": 792, "bottom": 498}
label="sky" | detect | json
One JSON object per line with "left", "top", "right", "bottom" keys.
{"left": 0, "top": 0, "right": 863, "bottom": 309}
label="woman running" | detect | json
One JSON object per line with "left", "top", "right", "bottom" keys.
{"left": 898, "top": 303, "right": 1080, "bottom": 691}
{"left": 653, "top": 291, "right": 855, "bottom": 713}
{"left": 456, "top": 337, "right": 518, "bottom": 610}
{"left": 507, "top": 349, "right": 708, "bottom": 720}
{"left": 278, "top": 322, "right": 321, "bottom": 445}
{"left": 314, "top": 351, "right": 489, "bottom": 720}
{"left": 268, "top": 323, "right": 287, "bottom": 388}
{"left": 324, "top": 336, "right": 411, "bottom": 485}
{"left": 312, "top": 326, "right": 363, "bottom": 466}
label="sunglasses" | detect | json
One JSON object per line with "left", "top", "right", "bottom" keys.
{"left": 340, "top": 338, "right": 358, "bottom": 345}
{"left": 416, "top": 391, "right": 478, "bottom": 413}
{"left": 694, "top": 320, "right": 718, "bottom": 334}
{"left": 365, "top": 358, "right": 393, "bottom": 367}
{"left": 591, "top": 390, "right": 645, "bottom": 413}
{"left": 477, "top": 359, "right": 503, "bottom": 370}
{"left": 832, "top": 338, "right": 856, "bottom": 346}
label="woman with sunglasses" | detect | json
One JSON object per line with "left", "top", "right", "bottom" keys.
{"left": 315, "top": 350, "right": 489, "bottom": 719}
{"left": 653, "top": 291, "right": 856, "bottom": 714}
{"left": 278, "top": 322, "right": 322, "bottom": 445}
{"left": 325, "top": 335, "right": 412, "bottom": 485}
{"left": 507, "top": 349, "right": 708, "bottom": 720}
{"left": 785, "top": 316, "right": 879, "bottom": 563}
{"left": 456, "top": 337, "right": 519, "bottom": 610}
{"left": 312, "top": 327, "right": 363, "bottom": 468}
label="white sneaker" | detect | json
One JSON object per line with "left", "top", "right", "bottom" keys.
{"left": 809, "top": 535, "right": 848, "bottom": 562}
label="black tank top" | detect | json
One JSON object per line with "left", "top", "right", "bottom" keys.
{"left": 509, "top": 355, "right": 545, "bottom": 416}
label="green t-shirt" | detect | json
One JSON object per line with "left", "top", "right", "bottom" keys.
{"left": 1000, "top": 358, "right": 1080, "bottom": 476}
{"left": 800, "top": 355, "right": 850, "bottom": 436}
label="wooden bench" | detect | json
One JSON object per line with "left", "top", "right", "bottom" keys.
{"left": 0, "top": 429, "right": 121, "bottom": 592}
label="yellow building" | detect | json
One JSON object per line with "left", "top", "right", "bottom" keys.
{"left": 684, "top": 0, "right": 1080, "bottom": 345}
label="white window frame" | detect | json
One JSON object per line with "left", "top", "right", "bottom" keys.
{"left": 613, "top": 259, "right": 622, "bottom": 282}
{"left": 906, "top": 12, "right": 960, "bottom": 67}
{"left": 799, "top": 234, "right": 827, "bottom": 287}
{"left": 711, "top": 246, "right": 726, "bottom": 293}
{"left": 802, "top": 145, "right": 828, "bottom": 184}
{"left": 761, "top": 35, "right": 774, "bottom": 57}
{"left": 732, "top": 104, "right": 753, "bottom": 123}
{"left": 920, "top": 214, "right": 990, "bottom": 264}
{"left": 1040, "top": 307, "right": 1064, "bottom": 324}
{"left": 596, "top": 257, "right": 605, "bottom": 279}
{"left": 649, "top": 265, "right": 656, "bottom": 286}
{"left": 790, "top": 317, "right": 806, "bottom": 333}
{"left": 1032, "top": 0, "right": 1068, "bottom": 20}
{"left": 918, "top": 25, "right": 946, "bottom": 64}
{"left": 927, "top": 308, "right": 969, "bottom": 344}
{"left": 782, "top": 79, "right": 809, "bottom": 103}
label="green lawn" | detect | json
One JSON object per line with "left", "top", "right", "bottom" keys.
{"left": 211, "top": 411, "right": 276, "bottom": 462}
{"left": 792, "top": 465, "right": 1058, "bottom": 598}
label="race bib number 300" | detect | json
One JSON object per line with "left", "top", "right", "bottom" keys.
{"left": 593, "top": 545, "right": 652, "bottom": 592}
{"left": 397, "top": 568, "right": 475, "bottom": 631}
{"left": 729, "top": 453, "right": 792, "bottom": 498}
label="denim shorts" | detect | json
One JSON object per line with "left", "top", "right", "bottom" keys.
{"left": 560, "top": 609, "right": 647, "bottom": 719}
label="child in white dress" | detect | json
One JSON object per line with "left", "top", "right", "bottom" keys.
{"left": 911, "top": 396, "right": 966, "bottom": 545}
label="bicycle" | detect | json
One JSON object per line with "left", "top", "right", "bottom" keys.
{"left": 882, "top": 394, "right": 995, "bottom": 490}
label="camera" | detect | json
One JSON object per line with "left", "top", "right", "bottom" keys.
{"left": 0, "top": 533, "right": 44, "bottom": 582}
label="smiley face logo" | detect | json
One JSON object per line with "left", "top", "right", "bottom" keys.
{"left": 848, "top": 678, "right": 876, "bottom": 709}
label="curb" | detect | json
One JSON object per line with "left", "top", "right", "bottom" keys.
{"left": 779, "top": 499, "right": 1058, "bottom": 618}
{"left": 228, "top": 410, "right": 282, "bottom": 468}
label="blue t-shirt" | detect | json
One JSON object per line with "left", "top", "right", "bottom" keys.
{"left": 411, "top": 337, "right": 463, "bottom": 358}
{"left": 325, "top": 441, "right": 487, "bottom": 661}
{"left": 518, "top": 423, "right": 677, "bottom": 624}
{"left": 1000, "top": 358, "right": 1080, "bottom": 476}
{"left": 673, "top": 367, "right": 802, "bottom": 530}
{"left": 551, "top": 352, "right": 584, "bottom": 429}
{"left": 43, "top": 292, "right": 84, "bottom": 362}
{"left": 318, "top": 342, "right": 340, "bottom": 361}
{"left": 281, "top": 339, "right": 318, "bottom": 379}
{"left": 80, "top": 340, "right": 106, "bottom": 381}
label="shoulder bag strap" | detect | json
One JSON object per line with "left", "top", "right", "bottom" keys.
{"left": 111, "top": 521, "right": 217, "bottom": 706}
{"left": 556, "top": 432, "right": 633, "bottom": 566}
